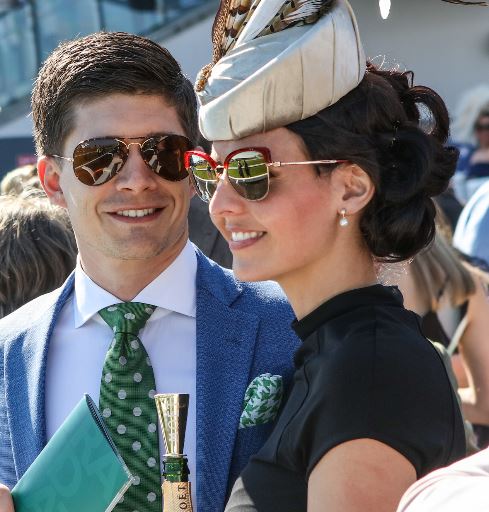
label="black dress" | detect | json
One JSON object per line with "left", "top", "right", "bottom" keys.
{"left": 225, "top": 285, "right": 466, "bottom": 512}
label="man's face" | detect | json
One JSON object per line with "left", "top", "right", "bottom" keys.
{"left": 43, "top": 93, "right": 192, "bottom": 267}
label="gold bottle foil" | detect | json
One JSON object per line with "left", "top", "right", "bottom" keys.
{"left": 155, "top": 394, "right": 193, "bottom": 512}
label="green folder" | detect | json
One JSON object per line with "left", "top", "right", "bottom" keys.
{"left": 12, "top": 394, "right": 133, "bottom": 512}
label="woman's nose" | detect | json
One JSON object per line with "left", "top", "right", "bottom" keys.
{"left": 209, "top": 171, "right": 247, "bottom": 219}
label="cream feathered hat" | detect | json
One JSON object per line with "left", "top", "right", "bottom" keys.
{"left": 196, "top": 0, "right": 366, "bottom": 141}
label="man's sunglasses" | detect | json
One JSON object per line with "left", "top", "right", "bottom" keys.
{"left": 50, "top": 134, "right": 193, "bottom": 186}
{"left": 184, "top": 148, "right": 346, "bottom": 202}
{"left": 475, "top": 123, "right": 489, "bottom": 132}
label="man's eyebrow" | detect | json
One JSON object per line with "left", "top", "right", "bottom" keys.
{"left": 146, "top": 132, "right": 177, "bottom": 138}
{"left": 92, "top": 132, "right": 177, "bottom": 140}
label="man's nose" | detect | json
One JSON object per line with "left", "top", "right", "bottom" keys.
{"left": 115, "top": 144, "right": 158, "bottom": 192}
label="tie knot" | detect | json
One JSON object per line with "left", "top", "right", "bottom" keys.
{"left": 99, "top": 302, "right": 155, "bottom": 335}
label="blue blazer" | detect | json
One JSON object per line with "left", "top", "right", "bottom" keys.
{"left": 0, "top": 249, "right": 300, "bottom": 511}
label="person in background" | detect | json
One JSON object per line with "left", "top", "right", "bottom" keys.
{"left": 461, "top": 109, "right": 489, "bottom": 200}
{"left": 0, "top": 194, "right": 77, "bottom": 318}
{"left": 397, "top": 224, "right": 489, "bottom": 448}
{"left": 0, "top": 164, "right": 41, "bottom": 196}
{"left": 450, "top": 86, "right": 489, "bottom": 204}
{"left": 397, "top": 447, "right": 489, "bottom": 512}
{"left": 187, "top": 0, "right": 466, "bottom": 510}
{"left": 453, "top": 179, "right": 489, "bottom": 271}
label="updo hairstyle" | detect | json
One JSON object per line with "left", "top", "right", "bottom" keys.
{"left": 287, "top": 62, "right": 458, "bottom": 262}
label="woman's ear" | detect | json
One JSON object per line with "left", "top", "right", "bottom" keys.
{"left": 37, "top": 156, "right": 67, "bottom": 208}
{"left": 335, "top": 164, "right": 375, "bottom": 215}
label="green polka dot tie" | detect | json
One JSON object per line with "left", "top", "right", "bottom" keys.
{"left": 99, "top": 302, "right": 161, "bottom": 512}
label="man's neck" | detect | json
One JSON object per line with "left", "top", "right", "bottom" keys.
{"left": 79, "top": 238, "right": 188, "bottom": 301}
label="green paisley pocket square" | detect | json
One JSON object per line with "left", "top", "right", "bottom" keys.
{"left": 239, "top": 373, "right": 283, "bottom": 429}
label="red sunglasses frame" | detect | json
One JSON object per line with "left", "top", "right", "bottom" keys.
{"left": 184, "top": 147, "right": 348, "bottom": 202}
{"left": 184, "top": 147, "right": 273, "bottom": 173}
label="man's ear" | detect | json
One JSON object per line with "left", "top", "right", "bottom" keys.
{"left": 37, "top": 156, "right": 67, "bottom": 208}
{"left": 334, "top": 164, "right": 375, "bottom": 216}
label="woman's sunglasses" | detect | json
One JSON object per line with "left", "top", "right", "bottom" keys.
{"left": 50, "top": 134, "right": 193, "bottom": 186}
{"left": 184, "top": 147, "right": 346, "bottom": 202}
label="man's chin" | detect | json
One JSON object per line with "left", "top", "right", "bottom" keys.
{"left": 109, "top": 247, "right": 168, "bottom": 261}
{"left": 92, "top": 240, "right": 170, "bottom": 262}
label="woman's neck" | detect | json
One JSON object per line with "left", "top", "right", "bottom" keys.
{"left": 277, "top": 244, "right": 378, "bottom": 320}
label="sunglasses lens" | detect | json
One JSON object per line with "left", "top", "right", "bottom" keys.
{"left": 142, "top": 135, "right": 192, "bottom": 182}
{"left": 187, "top": 154, "right": 218, "bottom": 202}
{"left": 227, "top": 150, "right": 269, "bottom": 200}
{"left": 73, "top": 138, "right": 125, "bottom": 186}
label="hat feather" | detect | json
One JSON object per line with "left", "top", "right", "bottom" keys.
{"left": 235, "top": 0, "right": 333, "bottom": 45}
{"left": 257, "top": 0, "right": 334, "bottom": 37}
{"left": 197, "top": 0, "right": 334, "bottom": 92}
{"left": 221, "top": 0, "right": 260, "bottom": 55}
{"left": 233, "top": 0, "right": 291, "bottom": 45}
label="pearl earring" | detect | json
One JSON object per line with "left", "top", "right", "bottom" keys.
{"left": 339, "top": 209, "right": 349, "bottom": 227}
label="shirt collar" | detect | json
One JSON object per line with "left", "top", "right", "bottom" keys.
{"left": 74, "top": 240, "right": 197, "bottom": 328}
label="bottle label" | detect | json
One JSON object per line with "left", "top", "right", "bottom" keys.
{"left": 163, "top": 481, "right": 193, "bottom": 512}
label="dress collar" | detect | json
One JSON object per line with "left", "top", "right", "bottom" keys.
{"left": 292, "top": 284, "right": 404, "bottom": 341}
{"left": 73, "top": 240, "right": 197, "bottom": 328}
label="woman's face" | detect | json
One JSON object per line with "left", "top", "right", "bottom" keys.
{"left": 209, "top": 127, "right": 343, "bottom": 283}
{"left": 475, "top": 115, "right": 489, "bottom": 149}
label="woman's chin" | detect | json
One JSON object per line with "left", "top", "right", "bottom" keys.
{"left": 232, "top": 260, "right": 274, "bottom": 283}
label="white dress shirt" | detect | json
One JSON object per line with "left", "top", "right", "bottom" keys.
{"left": 45, "top": 241, "right": 198, "bottom": 507}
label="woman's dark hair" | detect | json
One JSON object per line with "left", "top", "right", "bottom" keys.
{"left": 287, "top": 62, "right": 458, "bottom": 262}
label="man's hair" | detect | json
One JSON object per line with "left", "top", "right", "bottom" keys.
{"left": 31, "top": 31, "right": 198, "bottom": 155}
{"left": 0, "top": 195, "right": 77, "bottom": 319}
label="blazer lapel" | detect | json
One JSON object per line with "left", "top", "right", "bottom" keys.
{"left": 194, "top": 252, "right": 260, "bottom": 512}
{"left": 4, "top": 276, "right": 74, "bottom": 479}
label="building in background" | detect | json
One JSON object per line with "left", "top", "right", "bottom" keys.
{"left": 0, "top": 0, "right": 488, "bottom": 178}
{"left": 0, "top": 0, "right": 217, "bottom": 178}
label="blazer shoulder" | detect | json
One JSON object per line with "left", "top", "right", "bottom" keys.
{"left": 195, "top": 248, "right": 293, "bottom": 318}
{"left": 237, "top": 279, "right": 292, "bottom": 313}
{"left": 0, "top": 276, "right": 74, "bottom": 342}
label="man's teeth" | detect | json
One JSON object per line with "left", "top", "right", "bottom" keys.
{"left": 231, "top": 231, "right": 263, "bottom": 242}
{"left": 116, "top": 208, "right": 156, "bottom": 218}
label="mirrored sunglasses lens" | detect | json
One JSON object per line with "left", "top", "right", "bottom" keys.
{"left": 73, "top": 139, "right": 124, "bottom": 186}
{"left": 142, "top": 135, "right": 191, "bottom": 181}
{"left": 188, "top": 154, "right": 218, "bottom": 202}
{"left": 227, "top": 150, "right": 269, "bottom": 200}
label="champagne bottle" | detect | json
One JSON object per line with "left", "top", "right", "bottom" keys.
{"left": 154, "top": 393, "right": 193, "bottom": 512}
